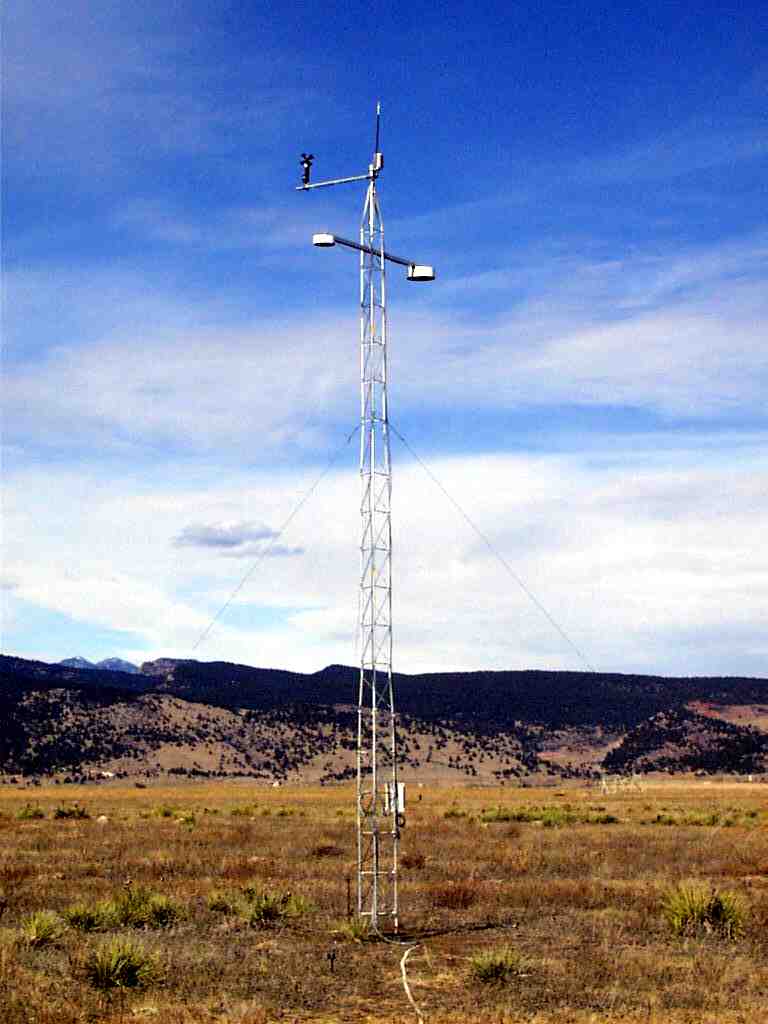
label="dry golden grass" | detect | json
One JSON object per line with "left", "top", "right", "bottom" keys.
{"left": 0, "top": 779, "right": 766, "bottom": 1022}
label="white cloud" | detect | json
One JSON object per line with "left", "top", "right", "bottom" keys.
{"left": 4, "top": 305, "right": 357, "bottom": 457}
{"left": 3, "top": 2, "right": 309, "bottom": 181}
{"left": 4, "top": 440, "right": 767, "bottom": 676}
{"left": 572, "top": 117, "right": 768, "bottom": 184}
{"left": 5, "top": 234, "right": 767, "bottom": 468}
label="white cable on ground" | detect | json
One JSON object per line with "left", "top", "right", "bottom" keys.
{"left": 400, "top": 945, "right": 425, "bottom": 1024}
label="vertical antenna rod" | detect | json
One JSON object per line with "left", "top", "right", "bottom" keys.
{"left": 300, "top": 104, "right": 434, "bottom": 932}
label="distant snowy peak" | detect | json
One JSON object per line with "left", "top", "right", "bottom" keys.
{"left": 59, "top": 657, "right": 95, "bottom": 670}
{"left": 97, "top": 658, "right": 140, "bottom": 674}
{"left": 59, "top": 657, "right": 139, "bottom": 675}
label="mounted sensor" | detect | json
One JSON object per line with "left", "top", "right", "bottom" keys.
{"left": 407, "top": 264, "right": 435, "bottom": 282}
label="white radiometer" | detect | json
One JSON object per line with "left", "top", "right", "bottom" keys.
{"left": 407, "top": 264, "right": 435, "bottom": 282}
{"left": 312, "top": 233, "right": 336, "bottom": 247}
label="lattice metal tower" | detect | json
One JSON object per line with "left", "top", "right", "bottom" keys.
{"left": 297, "top": 106, "right": 434, "bottom": 931}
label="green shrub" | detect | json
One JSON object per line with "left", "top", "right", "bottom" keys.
{"left": 63, "top": 902, "right": 103, "bottom": 932}
{"left": 207, "top": 890, "right": 239, "bottom": 914}
{"left": 479, "top": 806, "right": 513, "bottom": 823}
{"left": 444, "top": 805, "right": 467, "bottom": 819}
{"left": 335, "top": 916, "right": 370, "bottom": 942}
{"left": 469, "top": 946, "right": 530, "bottom": 984}
{"left": 20, "top": 910, "right": 63, "bottom": 948}
{"left": 284, "top": 893, "right": 313, "bottom": 917}
{"left": 540, "top": 807, "right": 576, "bottom": 828}
{"left": 99, "top": 886, "right": 182, "bottom": 929}
{"left": 82, "top": 937, "right": 158, "bottom": 992}
{"left": 241, "top": 885, "right": 311, "bottom": 926}
{"left": 687, "top": 812, "right": 720, "bottom": 827}
{"left": 152, "top": 805, "right": 175, "bottom": 819}
{"left": 480, "top": 804, "right": 589, "bottom": 827}
{"left": 53, "top": 804, "right": 90, "bottom": 820}
{"left": 587, "top": 812, "right": 620, "bottom": 825}
{"left": 662, "top": 882, "right": 745, "bottom": 940}
{"left": 246, "top": 892, "right": 285, "bottom": 926}
{"left": 229, "top": 805, "right": 256, "bottom": 817}
{"left": 16, "top": 804, "right": 44, "bottom": 821}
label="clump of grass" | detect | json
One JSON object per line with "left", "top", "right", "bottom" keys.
{"left": 662, "top": 882, "right": 745, "bottom": 939}
{"left": 586, "top": 812, "right": 620, "bottom": 825}
{"left": 479, "top": 806, "right": 512, "bottom": 823}
{"left": 16, "top": 804, "right": 45, "bottom": 821}
{"left": 401, "top": 851, "right": 426, "bottom": 869}
{"left": 335, "top": 916, "right": 370, "bottom": 942}
{"left": 175, "top": 812, "right": 195, "bottom": 826}
{"left": 99, "top": 885, "right": 183, "bottom": 929}
{"left": 684, "top": 811, "right": 720, "bottom": 827}
{"left": 443, "top": 805, "right": 467, "bottom": 819}
{"left": 245, "top": 892, "right": 286, "bottom": 926}
{"left": 53, "top": 804, "right": 90, "bottom": 820}
{"left": 540, "top": 807, "right": 577, "bottom": 828}
{"left": 481, "top": 804, "right": 616, "bottom": 827}
{"left": 310, "top": 843, "right": 344, "bottom": 858}
{"left": 469, "top": 946, "right": 530, "bottom": 984}
{"left": 81, "top": 936, "right": 158, "bottom": 992}
{"left": 63, "top": 902, "right": 103, "bottom": 932}
{"left": 20, "top": 910, "right": 63, "bottom": 948}
{"left": 480, "top": 805, "right": 576, "bottom": 826}
{"left": 206, "top": 890, "right": 239, "bottom": 914}
{"left": 653, "top": 813, "right": 678, "bottom": 826}
{"left": 430, "top": 881, "right": 479, "bottom": 910}
{"left": 152, "top": 805, "right": 175, "bottom": 819}
{"left": 241, "top": 884, "right": 312, "bottom": 926}
{"left": 229, "top": 805, "right": 256, "bottom": 817}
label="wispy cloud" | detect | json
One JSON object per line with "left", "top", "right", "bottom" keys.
{"left": 172, "top": 520, "right": 303, "bottom": 559}
{"left": 572, "top": 120, "right": 767, "bottom": 185}
{"left": 5, "top": 234, "right": 766, "bottom": 471}
{"left": 3, "top": 1, "right": 320, "bottom": 188}
{"left": 173, "top": 521, "right": 277, "bottom": 549}
{"left": 110, "top": 199, "right": 332, "bottom": 252}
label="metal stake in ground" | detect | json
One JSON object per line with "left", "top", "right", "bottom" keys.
{"left": 297, "top": 104, "right": 435, "bottom": 931}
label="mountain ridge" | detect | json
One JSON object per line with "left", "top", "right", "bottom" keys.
{"left": 59, "top": 656, "right": 140, "bottom": 674}
{"left": 2, "top": 654, "right": 767, "bottom": 782}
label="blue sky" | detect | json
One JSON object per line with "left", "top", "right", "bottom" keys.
{"left": 3, "top": 1, "right": 767, "bottom": 676}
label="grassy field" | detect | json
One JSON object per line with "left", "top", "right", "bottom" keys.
{"left": 0, "top": 779, "right": 766, "bottom": 1023}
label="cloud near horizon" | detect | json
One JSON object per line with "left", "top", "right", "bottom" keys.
{"left": 4, "top": 439, "right": 767, "bottom": 677}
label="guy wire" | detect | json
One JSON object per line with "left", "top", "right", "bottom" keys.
{"left": 389, "top": 422, "right": 597, "bottom": 674}
{"left": 191, "top": 425, "right": 360, "bottom": 651}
